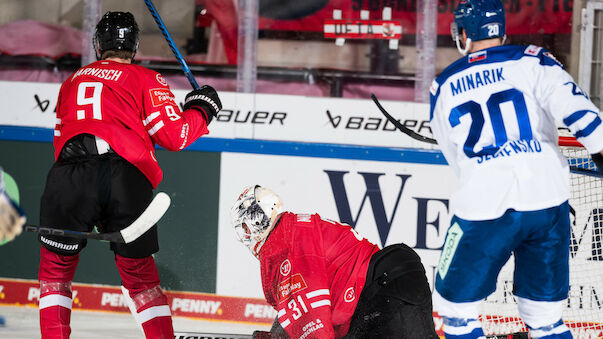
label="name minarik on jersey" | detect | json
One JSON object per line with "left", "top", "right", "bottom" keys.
{"left": 450, "top": 67, "right": 505, "bottom": 96}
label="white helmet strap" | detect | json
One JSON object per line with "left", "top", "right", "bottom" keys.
{"left": 456, "top": 37, "right": 472, "bottom": 56}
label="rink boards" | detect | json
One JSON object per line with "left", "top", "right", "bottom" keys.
{"left": 0, "top": 81, "right": 600, "bottom": 337}
{"left": 0, "top": 80, "right": 452, "bottom": 334}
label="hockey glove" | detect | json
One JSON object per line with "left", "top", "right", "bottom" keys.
{"left": 0, "top": 191, "right": 25, "bottom": 245}
{"left": 592, "top": 152, "right": 603, "bottom": 175}
{"left": 184, "top": 85, "right": 222, "bottom": 125}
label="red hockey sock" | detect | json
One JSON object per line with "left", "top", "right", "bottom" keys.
{"left": 38, "top": 247, "right": 79, "bottom": 339}
{"left": 115, "top": 254, "right": 174, "bottom": 339}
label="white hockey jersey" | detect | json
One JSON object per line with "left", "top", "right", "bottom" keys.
{"left": 430, "top": 45, "right": 603, "bottom": 220}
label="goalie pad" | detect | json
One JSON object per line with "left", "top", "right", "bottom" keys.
{"left": 0, "top": 189, "right": 25, "bottom": 245}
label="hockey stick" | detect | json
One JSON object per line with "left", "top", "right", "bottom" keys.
{"left": 143, "top": 0, "right": 200, "bottom": 90}
{"left": 371, "top": 93, "right": 438, "bottom": 145}
{"left": 371, "top": 94, "right": 602, "bottom": 177}
{"left": 24, "top": 192, "right": 171, "bottom": 243}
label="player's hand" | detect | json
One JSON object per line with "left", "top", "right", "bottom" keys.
{"left": 0, "top": 192, "right": 26, "bottom": 245}
{"left": 184, "top": 85, "right": 222, "bottom": 124}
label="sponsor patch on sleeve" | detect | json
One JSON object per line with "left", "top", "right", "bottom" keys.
{"left": 524, "top": 44, "right": 542, "bottom": 56}
{"left": 278, "top": 273, "right": 307, "bottom": 303}
{"left": 149, "top": 88, "right": 176, "bottom": 107}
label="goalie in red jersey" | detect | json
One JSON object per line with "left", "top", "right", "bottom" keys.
{"left": 231, "top": 185, "right": 439, "bottom": 339}
{"left": 37, "top": 11, "right": 221, "bottom": 339}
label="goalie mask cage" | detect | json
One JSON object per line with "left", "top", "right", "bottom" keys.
{"left": 478, "top": 136, "right": 603, "bottom": 338}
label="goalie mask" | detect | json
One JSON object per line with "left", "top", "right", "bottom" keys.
{"left": 231, "top": 185, "right": 283, "bottom": 258}
{"left": 94, "top": 11, "right": 140, "bottom": 60}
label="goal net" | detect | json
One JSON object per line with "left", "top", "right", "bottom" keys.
{"left": 479, "top": 137, "right": 603, "bottom": 338}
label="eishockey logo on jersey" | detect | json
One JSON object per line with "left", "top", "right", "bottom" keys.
{"left": 438, "top": 222, "right": 463, "bottom": 279}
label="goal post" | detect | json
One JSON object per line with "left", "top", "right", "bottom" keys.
{"left": 479, "top": 137, "right": 603, "bottom": 338}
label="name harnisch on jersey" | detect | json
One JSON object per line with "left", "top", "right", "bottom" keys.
{"left": 430, "top": 45, "right": 603, "bottom": 221}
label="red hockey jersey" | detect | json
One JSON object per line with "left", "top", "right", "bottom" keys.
{"left": 259, "top": 212, "right": 379, "bottom": 338}
{"left": 54, "top": 60, "right": 209, "bottom": 188}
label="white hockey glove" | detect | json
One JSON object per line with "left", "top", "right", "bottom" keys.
{"left": 0, "top": 191, "right": 25, "bottom": 245}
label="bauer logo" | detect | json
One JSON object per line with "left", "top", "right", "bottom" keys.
{"left": 280, "top": 259, "right": 291, "bottom": 276}
{"left": 438, "top": 222, "right": 463, "bottom": 279}
{"left": 216, "top": 110, "right": 287, "bottom": 125}
{"left": 325, "top": 110, "right": 432, "bottom": 135}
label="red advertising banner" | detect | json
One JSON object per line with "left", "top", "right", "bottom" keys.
{"left": 257, "top": 0, "right": 572, "bottom": 35}
{"left": 0, "top": 278, "right": 276, "bottom": 325}
{"left": 4, "top": 277, "right": 602, "bottom": 337}
{"left": 0, "top": 278, "right": 446, "bottom": 336}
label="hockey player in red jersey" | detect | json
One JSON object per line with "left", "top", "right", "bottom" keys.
{"left": 37, "top": 12, "right": 222, "bottom": 339}
{"left": 231, "top": 185, "right": 439, "bottom": 339}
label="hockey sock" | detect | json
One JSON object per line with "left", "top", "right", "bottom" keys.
{"left": 442, "top": 316, "right": 486, "bottom": 339}
{"left": 526, "top": 320, "right": 572, "bottom": 339}
{"left": 517, "top": 297, "right": 571, "bottom": 339}
{"left": 115, "top": 254, "right": 173, "bottom": 339}
{"left": 433, "top": 290, "right": 486, "bottom": 339}
{"left": 38, "top": 246, "right": 79, "bottom": 339}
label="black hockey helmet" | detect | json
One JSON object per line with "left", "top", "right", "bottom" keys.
{"left": 93, "top": 11, "right": 139, "bottom": 60}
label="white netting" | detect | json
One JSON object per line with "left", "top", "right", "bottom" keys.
{"left": 479, "top": 144, "right": 603, "bottom": 338}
